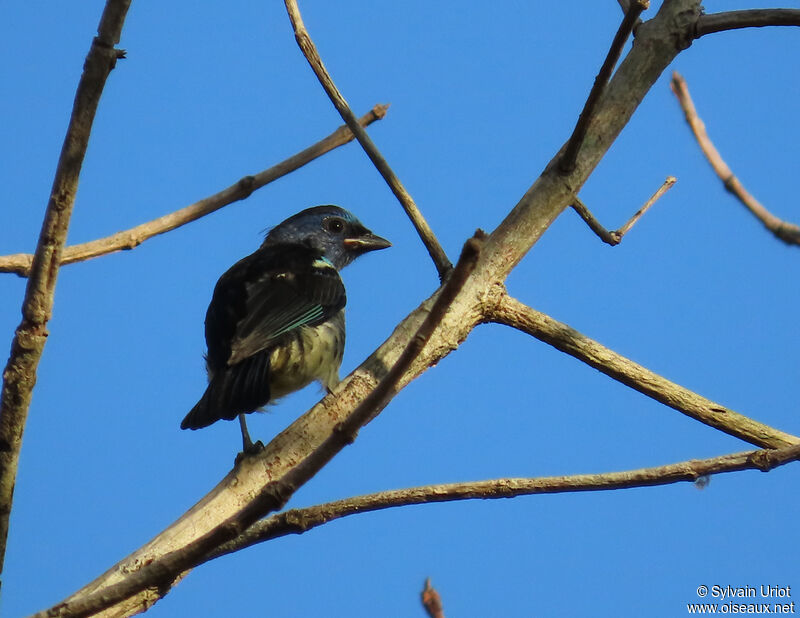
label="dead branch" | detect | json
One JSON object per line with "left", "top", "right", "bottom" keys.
{"left": 560, "top": 0, "right": 649, "bottom": 173}
{"left": 571, "top": 176, "right": 676, "bottom": 245}
{"left": 487, "top": 294, "right": 800, "bottom": 449}
{"left": 283, "top": 0, "right": 452, "bottom": 279}
{"left": 0, "top": 0, "right": 131, "bottom": 586}
{"left": 696, "top": 9, "right": 800, "bottom": 37}
{"left": 670, "top": 72, "right": 800, "bottom": 246}
{"left": 0, "top": 105, "right": 389, "bottom": 277}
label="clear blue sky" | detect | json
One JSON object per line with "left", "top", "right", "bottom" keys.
{"left": 2, "top": 2, "right": 798, "bottom": 616}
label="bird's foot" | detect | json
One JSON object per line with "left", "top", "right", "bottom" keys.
{"left": 234, "top": 440, "right": 265, "bottom": 465}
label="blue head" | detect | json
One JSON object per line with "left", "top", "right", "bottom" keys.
{"left": 263, "top": 205, "right": 391, "bottom": 269}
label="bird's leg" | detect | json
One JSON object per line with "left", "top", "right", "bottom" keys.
{"left": 238, "top": 414, "right": 263, "bottom": 456}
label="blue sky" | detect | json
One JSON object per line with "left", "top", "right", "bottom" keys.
{"left": 2, "top": 1, "right": 799, "bottom": 616}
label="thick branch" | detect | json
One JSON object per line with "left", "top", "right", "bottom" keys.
{"left": 283, "top": 0, "right": 452, "bottom": 279}
{"left": 560, "top": 0, "right": 649, "bottom": 173}
{"left": 488, "top": 294, "right": 799, "bottom": 449}
{"left": 670, "top": 72, "right": 800, "bottom": 246}
{"left": 696, "top": 9, "right": 800, "bottom": 37}
{"left": 0, "top": 0, "right": 130, "bottom": 586}
{"left": 0, "top": 105, "right": 389, "bottom": 277}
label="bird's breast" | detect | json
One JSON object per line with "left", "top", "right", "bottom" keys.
{"left": 268, "top": 310, "right": 345, "bottom": 399}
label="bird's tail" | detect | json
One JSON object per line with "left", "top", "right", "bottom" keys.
{"left": 181, "top": 353, "right": 272, "bottom": 430}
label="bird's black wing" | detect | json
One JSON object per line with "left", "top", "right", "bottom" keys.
{"left": 181, "top": 244, "right": 345, "bottom": 430}
{"left": 226, "top": 245, "right": 345, "bottom": 364}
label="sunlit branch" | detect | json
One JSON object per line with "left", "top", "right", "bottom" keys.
{"left": 560, "top": 0, "right": 649, "bottom": 173}
{"left": 0, "top": 105, "right": 390, "bottom": 277}
{"left": 488, "top": 294, "right": 800, "bottom": 449}
{"left": 0, "top": 0, "right": 131, "bottom": 587}
{"left": 571, "top": 176, "right": 676, "bottom": 245}
{"left": 670, "top": 72, "right": 800, "bottom": 246}
{"left": 283, "top": 0, "right": 452, "bottom": 279}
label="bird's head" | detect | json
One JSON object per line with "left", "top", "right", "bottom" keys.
{"left": 263, "top": 205, "right": 391, "bottom": 269}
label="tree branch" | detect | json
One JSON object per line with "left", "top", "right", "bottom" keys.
{"left": 670, "top": 72, "right": 800, "bottom": 246}
{"left": 488, "top": 294, "right": 799, "bottom": 449}
{"left": 0, "top": 0, "right": 131, "bottom": 589}
{"left": 0, "top": 105, "right": 389, "bottom": 278}
{"left": 560, "top": 0, "right": 649, "bottom": 173}
{"left": 571, "top": 176, "right": 676, "bottom": 245}
{"left": 422, "top": 579, "right": 445, "bottom": 618}
{"left": 283, "top": 0, "right": 452, "bottom": 279}
{"left": 696, "top": 9, "right": 800, "bottom": 37}
{"left": 204, "top": 443, "right": 800, "bottom": 563}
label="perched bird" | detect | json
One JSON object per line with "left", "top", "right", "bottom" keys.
{"left": 181, "top": 205, "right": 390, "bottom": 452}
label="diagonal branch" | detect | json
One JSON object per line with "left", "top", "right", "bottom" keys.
{"left": 0, "top": 0, "right": 131, "bottom": 588}
{"left": 0, "top": 105, "right": 389, "bottom": 278}
{"left": 670, "top": 72, "right": 800, "bottom": 246}
{"left": 696, "top": 9, "right": 800, "bottom": 37}
{"left": 40, "top": 235, "right": 483, "bottom": 618}
{"left": 560, "top": 0, "right": 649, "bottom": 173}
{"left": 283, "top": 0, "right": 452, "bottom": 279}
{"left": 571, "top": 176, "right": 676, "bottom": 245}
{"left": 487, "top": 294, "right": 800, "bottom": 449}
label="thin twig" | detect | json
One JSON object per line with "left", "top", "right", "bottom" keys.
{"left": 283, "top": 0, "right": 452, "bottom": 280}
{"left": 696, "top": 9, "right": 800, "bottom": 37}
{"left": 488, "top": 294, "right": 800, "bottom": 450}
{"left": 670, "top": 72, "right": 800, "bottom": 246}
{"left": 422, "top": 579, "right": 445, "bottom": 618}
{"left": 571, "top": 176, "right": 676, "bottom": 245}
{"left": 202, "top": 443, "right": 800, "bottom": 562}
{"left": 0, "top": 105, "right": 390, "bottom": 277}
{"left": 0, "top": 0, "right": 131, "bottom": 587}
{"left": 38, "top": 235, "right": 483, "bottom": 618}
{"left": 560, "top": 0, "right": 649, "bottom": 173}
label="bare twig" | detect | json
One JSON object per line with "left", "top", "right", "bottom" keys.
{"left": 670, "top": 72, "right": 800, "bottom": 246}
{"left": 0, "top": 0, "right": 131, "bottom": 587}
{"left": 571, "top": 176, "right": 676, "bottom": 245}
{"left": 203, "top": 443, "right": 800, "bottom": 562}
{"left": 488, "top": 294, "right": 800, "bottom": 450}
{"left": 283, "top": 0, "right": 452, "bottom": 279}
{"left": 0, "top": 105, "right": 390, "bottom": 277}
{"left": 560, "top": 0, "right": 649, "bottom": 173}
{"left": 422, "top": 579, "right": 445, "bottom": 618}
{"left": 696, "top": 9, "right": 800, "bottom": 37}
{"left": 39, "top": 235, "right": 482, "bottom": 618}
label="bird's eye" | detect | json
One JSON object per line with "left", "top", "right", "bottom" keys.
{"left": 323, "top": 217, "right": 345, "bottom": 233}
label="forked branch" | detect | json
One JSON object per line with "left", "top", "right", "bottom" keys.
{"left": 571, "top": 176, "right": 676, "bottom": 245}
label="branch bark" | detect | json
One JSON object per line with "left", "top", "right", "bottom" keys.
{"left": 204, "top": 442, "right": 800, "bottom": 562}
{"left": 0, "top": 105, "right": 389, "bottom": 277}
{"left": 283, "top": 0, "right": 452, "bottom": 279}
{"left": 670, "top": 72, "right": 800, "bottom": 246}
{"left": 488, "top": 294, "right": 800, "bottom": 449}
{"left": 696, "top": 9, "right": 800, "bottom": 37}
{"left": 0, "top": 0, "right": 131, "bottom": 588}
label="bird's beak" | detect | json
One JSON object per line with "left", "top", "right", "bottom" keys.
{"left": 343, "top": 232, "right": 391, "bottom": 253}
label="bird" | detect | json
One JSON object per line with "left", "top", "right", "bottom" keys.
{"left": 181, "top": 205, "right": 391, "bottom": 453}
